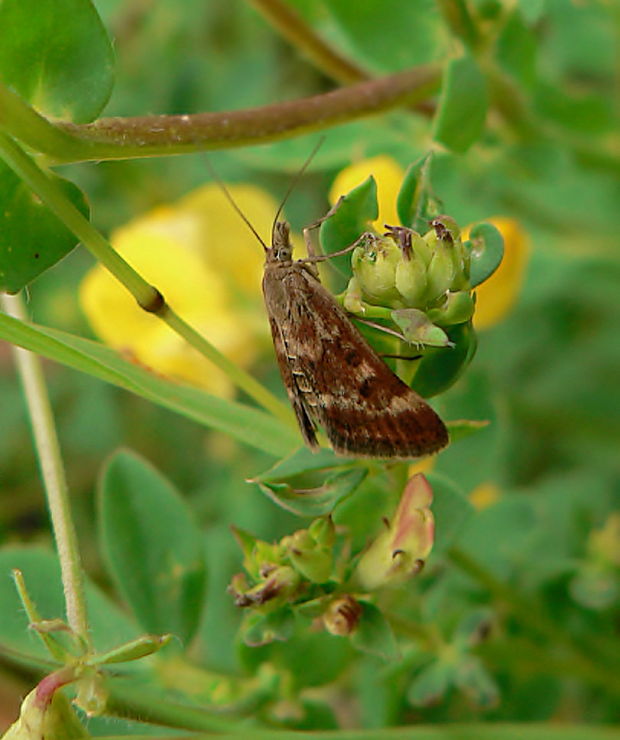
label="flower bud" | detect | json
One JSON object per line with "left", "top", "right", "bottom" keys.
{"left": 323, "top": 595, "right": 363, "bottom": 636}
{"left": 355, "top": 474, "right": 434, "bottom": 591}
{"left": 425, "top": 238, "right": 457, "bottom": 302}
{"left": 425, "top": 216, "right": 470, "bottom": 296}
{"left": 394, "top": 254, "right": 428, "bottom": 307}
{"left": 282, "top": 527, "right": 333, "bottom": 584}
{"left": 309, "top": 516, "right": 336, "bottom": 547}
{"left": 351, "top": 235, "right": 402, "bottom": 307}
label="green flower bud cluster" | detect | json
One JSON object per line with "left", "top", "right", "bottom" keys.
{"left": 229, "top": 518, "right": 336, "bottom": 612}
{"left": 344, "top": 216, "right": 475, "bottom": 348}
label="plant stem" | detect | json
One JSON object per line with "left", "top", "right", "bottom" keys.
{"left": 246, "top": 0, "right": 368, "bottom": 84}
{"left": 0, "top": 132, "right": 292, "bottom": 425}
{"left": 435, "top": 0, "right": 481, "bottom": 50}
{"left": 1, "top": 293, "right": 90, "bottom": 647}
{"left": 0, "top": 67, "right": 441, "bottom": 164}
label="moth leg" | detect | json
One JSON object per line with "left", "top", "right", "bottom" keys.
{"left": 380, "top": 353, "right": 423, "bottom": 361}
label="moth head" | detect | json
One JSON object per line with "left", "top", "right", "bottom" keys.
{"left": 271, "top": 221, "right": 293, "bottom": 262}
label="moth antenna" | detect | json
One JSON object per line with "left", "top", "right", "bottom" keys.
{"left": 204, "top": 156, "right": 269, "bottom": 252}
{"left": 271, "top": 137, "right": 325, "bottom": 244}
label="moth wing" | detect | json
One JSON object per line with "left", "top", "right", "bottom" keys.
{"left": 287, "top": 271, "right": 448, "bottom": 458}
{"left": 267, "top": 316, "right": 319, "bottom": 450}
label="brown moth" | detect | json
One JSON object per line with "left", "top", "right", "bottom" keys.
{"left": 261, "top": 220, "right": 448, "bottom": 458}
{"left": 207, "top": 154, "right": 448, "bottom": 458}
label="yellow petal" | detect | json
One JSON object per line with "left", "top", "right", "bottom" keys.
{"left": 80, "top": 226, "right": 254, "bottom": 396}
{"left": 470, "top": 217, "right": 530, "bottom": 330}
{"left": 179, "top": 184, "right": 273, "bottom": 294}
{"left": 329, "top": 155, "right": 405, "bottom": 230}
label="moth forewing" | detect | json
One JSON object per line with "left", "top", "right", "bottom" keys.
{"left": 262, "top": 221, "right": 448, "bottom": 459}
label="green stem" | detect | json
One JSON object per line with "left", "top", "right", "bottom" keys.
{"left": 435, "top": 0, "right": 481, "bottom": 50}
{"left": 0, "top": 132, "right": 292, "bottom": 425}
{"left": 0, "top": 66, "right": 441, "bottom": 164}
{"left": 1, "top": 293, "right": 91, "bottom": 647}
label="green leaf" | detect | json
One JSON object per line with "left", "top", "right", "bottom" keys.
{"left": 407, "top": 659, "right": 455, "bottom": 706}
{"left": 324, "top": 0, "right": 445, "bottom": 73}
{"left": 454, "top": 656, "right": 500, "bottom": 709}
{"left": 496, "top": 8, "right": 538, "bottom": 88}
{"left": 0, "top": 161, "right": 89, "bottom": 293}
{"left": 426, "top": 472, "right": 474, "bottom": 557}
{"left": 433, "top": 55, "right": 488, "bottom": 153}
{"left": 320, "top": 175, "right": 378, "bottom": 290}
{"left": 0, "top": 312, "right": 295, "bottom": 457}
{"left": 257, "top": 468, "right": 367, "bottom": 517}
{"left": 0, "top": 0, "right": 114, "bottom": 123}
{"left": 0, "top": 547, "right": 139, "bottom": 663}
{"left": 252, "top": 446, "right": 350, "bottom": 482}
{"left": 446, "top": 419, "right": 490, "bottom": 444}
{"left": 411, "top": 321, "right": 478, "bottom": 397}
{"left": 396, "top": 153, "right": 442, "bottom": 232}
{"left": 468, "top": 222, "right": 504, "bottom": 288}
{"left": 351, "top": 602, "right": 399, "bottom": 661}
{"left": 98, "top": 449, "right": 206, "bottom": 644}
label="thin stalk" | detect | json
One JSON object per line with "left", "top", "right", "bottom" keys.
{"left": 246, "top": 0, "right": 368, "bottom": 83}
{"left": 0, "top": 132, "right": 292, "bottom": 425}
{"left": 1, "top": 293, "right": 90, "bottom": 647}
{"left": 0, "top": 67, "right": 441, "bottom": 164}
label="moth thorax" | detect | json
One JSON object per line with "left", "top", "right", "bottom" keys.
{"left": 271, "top": 221, "right": 293, "bottom": 262}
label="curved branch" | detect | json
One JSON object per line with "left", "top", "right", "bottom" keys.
{"left": 0, "top": 66, "right": 440, "bottom": 164}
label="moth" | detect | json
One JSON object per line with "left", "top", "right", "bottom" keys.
{"left": 209, "top": 162, "right": 449, "bottom": 459}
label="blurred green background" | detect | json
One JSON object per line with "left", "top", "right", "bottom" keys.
{"left": 0, "top": 0, "right": 618, "bottom": 733}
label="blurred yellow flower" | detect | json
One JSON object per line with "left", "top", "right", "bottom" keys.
{"left": 469, "top": 481, "right": 501, "bottom": 510}
{"left": 330, "top": 156, "right": 530, "bottom": 329}
{"left": 80, "top": 184, "right": 277, "bottom": 396}
{"left": 468, "top": 217, "right": 530, "bottom": 330}
{"left": 329, "top": 155, "right": 404, "bottom": 229}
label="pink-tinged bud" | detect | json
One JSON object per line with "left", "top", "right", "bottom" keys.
{"left": 323, "top": 595, "right": 363, "bottom": 636}
{"left": 355, "top": 474, "right": 434, "bottom": 591}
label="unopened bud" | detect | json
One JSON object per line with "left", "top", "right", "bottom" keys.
{"left": 283, "top": 526, "right": 333, "bottom": 583}
{"left": 351, "top": 235, "right": 402, "bottom": 307}
{"left": 323, "top": 595, "right": 362, "bottom": 636}
{"left": 355, "top": 474, "right": 434, "bottom": 591}
{"left": 394, "top": 254, "right": 427, "bottom": 307}
{"left": 309, "top": 516, "right": 336, "bottom": 547}
{"left": 425, "top": 240, "right": 457, "bottom": 302}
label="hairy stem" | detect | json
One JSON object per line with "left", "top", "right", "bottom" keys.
{"left": 1, "top": 293, "right": 90, "bottom": 647}
{"left": 0, "top": 66, "right": 441, "bottom": 164}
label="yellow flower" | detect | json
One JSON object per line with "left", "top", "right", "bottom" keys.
{"left": 329, "top": 155, "right": 404, "bottom": 229}
{"left": 80, "top": 184, "right": 277, "bottom": 396}
{"left": 468, "top": 217, "right": 530, "bottom": 330}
